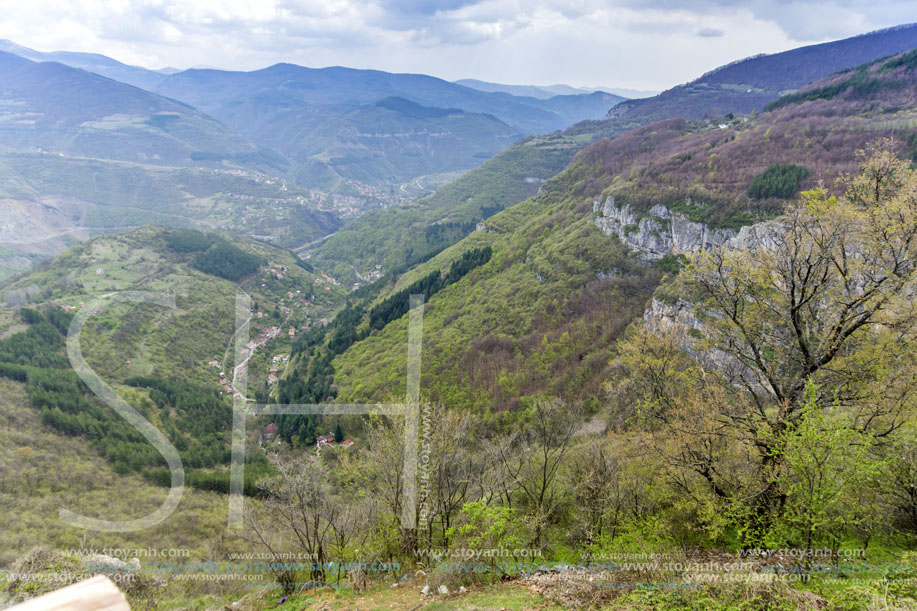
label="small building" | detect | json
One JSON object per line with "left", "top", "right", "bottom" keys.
{"left": 264, "top": 422, "right": 278, "bottom": 441}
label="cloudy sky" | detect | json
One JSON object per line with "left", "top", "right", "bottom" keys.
{"left": 0, "top": 0, "right": 914, "bottom": 91}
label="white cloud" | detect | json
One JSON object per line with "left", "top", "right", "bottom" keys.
{"left": 697, "top": 27, "right": 725, "bottom": 37}
{"left": 0, "top": 0, "right": 910, "bottom": 89}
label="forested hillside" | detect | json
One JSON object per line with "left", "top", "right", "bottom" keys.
{"left": 310, "top": 132, "right": 588, "bottom": 282}
{"left": 182, "top": 52, "right": 917, "bottom": 609}
{"left": 0, "top": 227, "right": 347, "bottom": 499}
{"left": 576, "top": 50, "right": 917, "bottom": 229}
{"left": 4, "top": 19, "right": 917, "bottom": 611}
{"left": 607, "top": 22, "right": 917, "bottom": 124}
{"left": 309, "top": 25, "right": 917, "bottom": 285}
{"left": 0, "top": 51, "right": 267, "bottom": 168}
{"left": 304, "top": 50, "right": 917, "bottom": 424}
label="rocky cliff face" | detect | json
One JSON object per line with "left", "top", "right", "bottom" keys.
{"left": 645, "top": 295, "right": 751, "bottom": 381}
{"left": 593, "top": 196, "right": 779, "bottom": 259}
{"left": 605, "top": 195, "right": 781, "bottom": 370}
{"left": 592, "top": 196, "right": 737, "bottom": 259}
{"left": 643, "top": 297, "right": 702, "bottom": 338}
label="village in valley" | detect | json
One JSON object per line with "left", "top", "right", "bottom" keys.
{"left": 202, "top": 258, "right": 363, "bottom": 453}
{"left": 260, "top": 422, "right": 354, "bottom": 452}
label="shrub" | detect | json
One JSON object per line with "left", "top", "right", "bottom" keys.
{"left": 653, "top": 254, "right": 688, "bottom": 274}
{"left": 764, "top": 69, "right": 890, "bottom": 111}
{"left": 19, "top": 308, "right": 43, "bottom": 325}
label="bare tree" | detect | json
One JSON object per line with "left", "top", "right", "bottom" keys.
{"left": 341, "top": 414, "right": 414, "bottom": 558}
{"left": 249, "top": 454, "right": 338, "bottom": 586}
{"left": 425, "top": 406, "right": 493, "bottom": 549}
{"left": 568, "top": 439, "right": 627, "bottom": 545}
{"left": 497, "top": 397, "right": 580, "bottom": 547}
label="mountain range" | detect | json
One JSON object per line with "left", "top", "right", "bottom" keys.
{"left": 0, "top": 50, "right": 265, "bottom": 167}
{"left": 3, "top": 19, "right": 917, "bottom": 611}
{"left": 0, "top": 39, "right": 627, "bottom": 188}
{"left": 0, "top": 39, "right": 176, "bottom": 91}
{"left": 0, "top": 41, "right": 633, "bottom": 281}
{"left": 147, "top": 63, "right": 625, "bottom": 187}
{"left": 308, "top": 22, "right": 917, "bottom": 284}
{"left": 9, "top": 45, "right": 917, "bottom": 473}
{"left": 453, "top": 79, "right": 658, "bottom": 100}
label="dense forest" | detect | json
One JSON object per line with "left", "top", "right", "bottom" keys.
{"left": 0, "top": 308, "right": 268, "bottom": 493}
{"left": 273, "top": 246, "right": 493, "bottom": 446}
{"left": 163, "top": 228, "right": 264, "bottom": 281}
{"left": 6, "top": 31, "right": 917, "bottom": 611}
{"left": 227, "top": 149, "right": 917, "bottom": 610}
{"left": 746, "top": 163, "right": 811, "bottom": 199}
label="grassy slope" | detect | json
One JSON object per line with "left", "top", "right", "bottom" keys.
{"left": 0, "top": 377, "right": 237, "bottom": 566}
{"left": 324, "top": 51, "right": 917, "bottom": 422}
{"left": 1, "top": 225, "right": 345, "bottom": 387}
{"left": 580, "top": 50, "right": 917, "bottom": 228}
{"left": 310, "top": 133, "right": 590, "bottom": 284}
{"left": 330, "top": 163, "right": 660, "bottom": 420}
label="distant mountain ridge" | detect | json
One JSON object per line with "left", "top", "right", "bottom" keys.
{"left": 287, "top": 96, "right": 522, "bottom": 187}
{"left": 0, "top": 39, "right": 169, "bottom": 91}
{"left": 151, "top": 62, "right": 624, "bottom": 135}
{"left": 146, "top": 63, "right": 622, "bottom": 185}
{"left": 0, "top": 50, "right": 266, "bottom": 168}
{"left": 609, "top": 22, "right": 917, "bottom": 123}
{"left": 455, "top": 78, "right": 656, "bottom": 100}
{"left": 699, "top": 22, "right": 917, "bottom": 92}
{"left": 0, "top": 41, "right": 627, "bottom": 139}
{"left": 311, "top": 22, "right": 917, "bottom": 283}
{"left": 0, "top": 41, "right": 625, "bottom": 187}
{"left": 0, "top": 40, "right": 628, "bottom": 125}
{"left": 0, "top": 50, "right": 343, "bottom": 282}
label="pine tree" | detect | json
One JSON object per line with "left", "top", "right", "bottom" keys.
{"left": 333, "top": 421, "right": 344, "bottom": 443}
